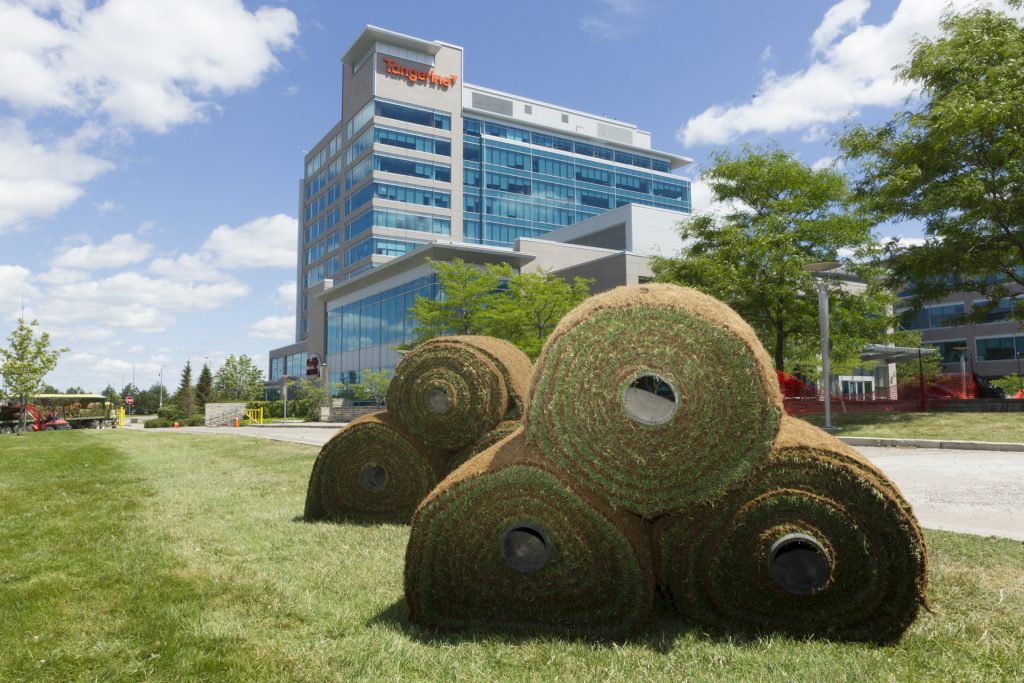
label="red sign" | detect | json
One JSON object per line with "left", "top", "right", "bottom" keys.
{"left": 382, "top": 57, "right": 458, "bottom": 89}
{"left": 125, "top": 396, "right": 134, "bottom": 405}
{"left": 306, "top": 356, "right": 320, "bottom": 377}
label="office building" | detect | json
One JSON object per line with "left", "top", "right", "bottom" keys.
{"left": 269, "top": 26, "right": 693, "bottom": 389}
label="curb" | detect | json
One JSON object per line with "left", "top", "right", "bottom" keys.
{"left": 839, "top": 436, "right": 1024, "bottom": 452}
{"left": 244, "top": 422, "right": 347, "bottom": 429}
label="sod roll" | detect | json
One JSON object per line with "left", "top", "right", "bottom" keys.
{"left": 526, "top": 283, "right": 783, "bottom": 517}
{"left": 447, "top": 419, "right": 521, "bottom": 471}
{"left": 305, "top": 412, "right": 448, "bottom": 524}
{"left": 387, "top": 335, "right": 533, "bottom": 452}
{"left": 405, "top": 429, "right": 654, "bottom": 639}
{"left": 654, "top": 416, "right": 928, "bottom": 643}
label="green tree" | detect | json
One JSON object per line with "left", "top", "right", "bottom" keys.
{"left": 410, "top": 259, "right": 593, "bottom": 359}
{"left": 213, "top": 354, "right": 265, "bottom": 402}
{"left": 840, "top": 2, "right": 1024, "bottom": 321}
{"left": 0, "top": 318, "right": 68, "bottom": 431}
{"left": 64, "top": 385, "right": 86, "bottom": 394}
{"left": 195, "top": 364, "right": 213, "bottom": 410}
{"left": 291, "top": 378, "right": 344, "bottom": 420}
{"left": 175, "top": 361, "right": 195, "bottom": 416}
{"left": 352, "top": 368, "right": 392, "bottom": 408}
{"left": 101, "top": 384, "right": 121, "bottom": 405}
{"left": 410, "top": 259, "right": 512, "bottom": 338}
{"left": 651, "top": 145, "right": 892, "bottom": 370}
{"left": 482, "top": 270, "right": 593, "bottom": 359}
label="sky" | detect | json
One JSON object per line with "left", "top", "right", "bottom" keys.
{"left": 0, "top": 0, "right": 1015, "bottom": 394}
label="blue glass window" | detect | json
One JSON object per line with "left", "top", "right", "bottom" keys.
{"left": 375, "top": 100, "right": 450, "bottom": 130}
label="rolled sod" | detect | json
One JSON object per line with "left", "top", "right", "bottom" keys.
{"left": 306, "top": 412, "right": 448, "bottom": 524}
{"left": 654, "top": 416, "right": 928, "bottom": 643}
{"left": 447, "top": 419, "right": 521, "bottom": 471}
{"left": 387, "top": 335, "right": 533, "bottom": 452}
{"left": 405, "top": 429, "right": 654, "bottom": 639}
{"left": 525, "top": 283, "right": 783, "bottom": 517}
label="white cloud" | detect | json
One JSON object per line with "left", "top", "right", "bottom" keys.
{"left": 249, "top": 315, "right": 293, "bottom": 340}
{"left": 272, "top": 281, "right": 296, "bottom": 308}
{"left": 0, "top": 119, "right": 114, "bottom": 232}
{"left": 811, "top": 155, "right": 837, "bottom": 171}
{"left": 93, "top": 199, "right": 119, "bottom": 214}
{"left": 810, "top": 0, "right": 870, "bottom": 55}
{"left": 678, "top": 0, "right": 1007, "bottom": 147}
{"left": 52, "top": 233, "right": 153, "bottom": 270}
{"left": 0, "top": 264, "right": 37, "bottom": 318}
{"left": 201, "top": 214, "right": 296, "bottom": 269}
{"left": 148, "top": 214, "right": 297, "bottom": 282}
{"left": 0, "top": 0, "right": 299, "bottom": 133}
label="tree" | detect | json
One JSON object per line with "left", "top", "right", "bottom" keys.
{"left": 840, "top": 2, "right": 1024, "bottom": 322}
{"left": 101, "top": 384, "right": 121, "bottom": 405}
{"left": 410, "top": 259, "right": 512, "bottom": 338}
{"left": 195, "top": 364, "right": 213, "bottom": 410}
{"left": 0, "top": 318, "right": 68, "bottom": 431}
{"left": 64, "top": 385, "right": 86, "bottom": 395}
{"left": 482, "top": 270, "right": 593, "bottom": 359}
{"left": 291, "top": 378, "right": 345, "bottom": 420}
{"left": 651, "top": 145, "right": 892, "bottom": 370}
{"left": 213, "top": 354, "right": 265, "bottom": 402}
{"left": 352, "top": 368, "right": 392, "bottom": 407}
{"left": 175, "top": 361, "right": 195, "bottom": 416}
{"left": 410, "top": 259, "right": 593, "bottom": 359}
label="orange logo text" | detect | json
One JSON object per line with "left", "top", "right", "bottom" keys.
{"left": 382, "top": 57, "right": 458, "bottom": 88}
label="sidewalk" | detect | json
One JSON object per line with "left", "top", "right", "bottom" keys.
{"left": 839, "top": 436, "right": 1024, "bottom": 452}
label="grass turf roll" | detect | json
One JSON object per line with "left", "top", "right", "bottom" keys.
{"left": 447, "top": 419, "right": 521, "bottom": 471}
{"left": 654, "top": 416, "right": 928, "bottom": 643}
{"left": 306, "top": 412, "right": 448, "bottom": 524}
{"left": 405, "top": 429, "right": 654, "bottom": 639}
{"left": 525, "top": 283, "right": 783, "bottom": 516}
{"left": 387, "top": 336, "right": 533, "bottom": 452}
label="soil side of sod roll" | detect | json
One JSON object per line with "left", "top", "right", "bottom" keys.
{"left": 654, "top": 416, "right": 928, "bottom": 643}
{"left": 405, "top": 429, "right": 654, "bottom": 639}
{"left": 526, "top": 283, "right": 783, "bottom": 517}
{"left": 309, "top": 412, "right": 448, "bottom": 524}
{"left": 386, "top": 336, "right": 532, "bottom": 453}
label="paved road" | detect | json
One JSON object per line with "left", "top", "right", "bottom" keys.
{"left": 145, "top": 424, "right": 1024, "bottom": 542}
{"left": 857, "top": 446, "right": 1024, "bottom": 542}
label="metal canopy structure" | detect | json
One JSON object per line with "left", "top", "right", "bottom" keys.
{"left": 859, "top": 344, "right": 939, "bottom": 363}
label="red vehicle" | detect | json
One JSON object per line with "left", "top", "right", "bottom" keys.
{"left": 0, "top": 394, "right": 115, "bottom": 433}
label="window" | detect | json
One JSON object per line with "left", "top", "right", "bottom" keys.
{"left": 576, "top": 164, "right": 612, "bottom": 186}
{"left": 975, "top": 297, "right": 1017, "bottom": 323}
{"left": 486, "top": 172, "right": 531, "bottom": 195}
{"left": 927, "top": 340, "right": 968, "bottom": 363}
{"left": 928, "top": 304, "right": 965, "bottom": 328}
{"left": 976, "top": 336, "right": 1022, "bottom": 361}
{"left": 375, "top": 99, "right": 450, "bottom": 130}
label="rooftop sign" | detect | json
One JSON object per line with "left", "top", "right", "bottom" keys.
{"left": 382, "top": 57, "right": 458, "bottom": 89}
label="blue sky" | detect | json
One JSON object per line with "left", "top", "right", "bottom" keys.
{"left": 0, "top": 0, "right": 1012, "bottom": 393}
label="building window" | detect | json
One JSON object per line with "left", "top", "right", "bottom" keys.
{"left": 976, "top": 336, "right": 1023, "bottom": 361}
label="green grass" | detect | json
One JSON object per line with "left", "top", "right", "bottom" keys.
{"left": 1, "top": 431, "right": 1022, "bottom": 682}
{"left": 799, "top": 411, "right": 1024, "bottom": 443}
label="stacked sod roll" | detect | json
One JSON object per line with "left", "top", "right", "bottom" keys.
{"left": 386, "top": 336, "right": 532, "bottom": 452}
{"left": 304, "top": 412, "right": 447, "bottom": 523}
{"left": 525, "top": 283, "right": 784, "bottom": 516}
{"left": 654, "top": 416, "right": 928, "bottom": 643}
{"left": 405, "top": 428, "right": 654, "bottom": 639}
{"left": 405, "top": 283, "right": 926, "bottom": 642}
{"left": 303, "top": 335, "right": 532, "bottom": 524}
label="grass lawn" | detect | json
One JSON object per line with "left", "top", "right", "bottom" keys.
{"left": 1, "top": 431, "right": 1022, "bottom": 682}
{"left": 799, "top": 410, "right": 1024, "bottom": 443}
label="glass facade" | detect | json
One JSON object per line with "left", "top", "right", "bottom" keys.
{"left": 270, "top": 351, "right": 308, "bottom": 380}
{"left": 461, "top": 116, "right": 690, "bottom": 247}
{"left": 326, "top": 275, "right": 439, "bottom": 386}
{"left": 975, "top": 335, "right": 1023, "bottom": 362}
{"left": 900, "top": 303, "right": 965, "bottom": 330}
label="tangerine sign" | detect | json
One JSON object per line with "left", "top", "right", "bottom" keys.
{"left": 382, "top": 57, "right": 458, "bottom": 89}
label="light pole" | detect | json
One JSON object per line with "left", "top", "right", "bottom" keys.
{"left": 805, "top": 262, "right": 841, "bottom": 432}
{"left": 158, "top": 364, "right": 167, "bottom": 409}
{"left": 951, "top": 346, "right": 968, "bottom": 397}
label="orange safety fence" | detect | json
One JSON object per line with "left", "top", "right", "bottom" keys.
{"left": 779, "top": 372, "right": 978, "bottom": 415}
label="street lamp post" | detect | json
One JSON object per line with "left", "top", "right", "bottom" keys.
{"left": 805, "top": 262, "right": 841, "bottom": 432}
{"left": 158, "top": 364, "right": 167, "bottom": 410}
{"left": 1015, "top": 350, "right": 1022, "bottom": 393}
{"left": 951, "top": 346, "right": 968, "bottom": 397}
